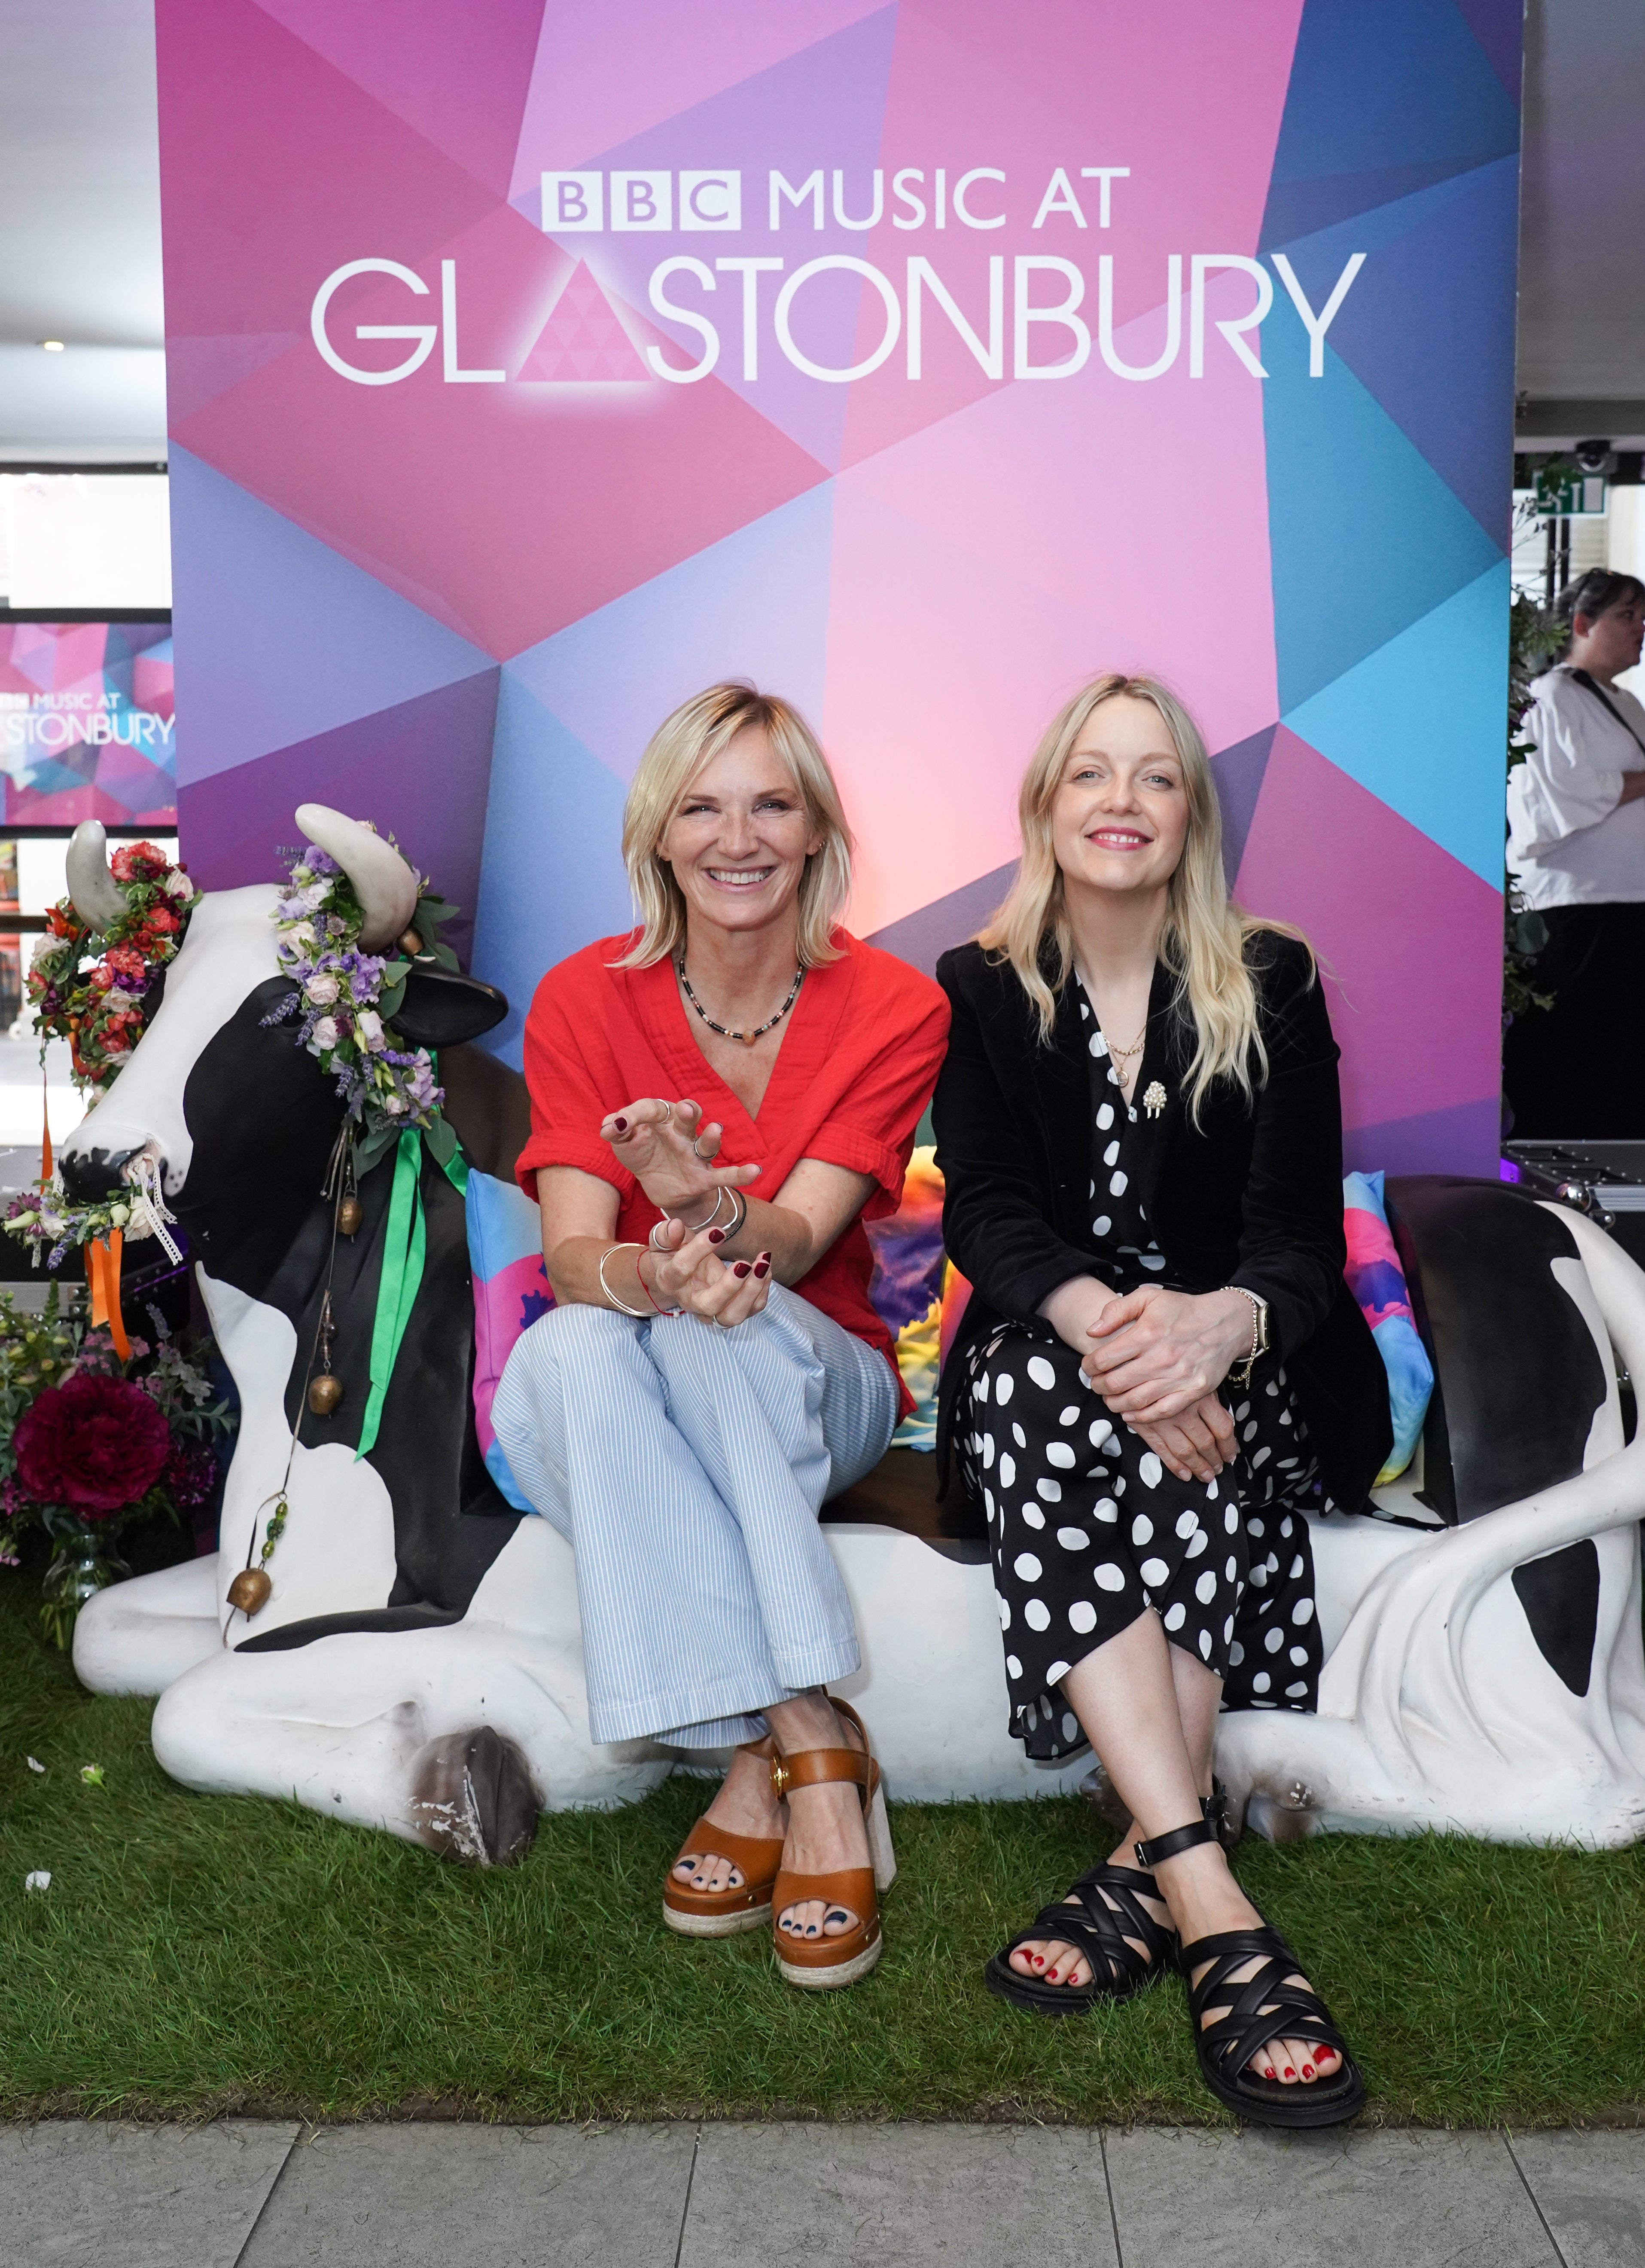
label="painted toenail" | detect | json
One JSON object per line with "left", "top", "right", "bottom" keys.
{"left": 1284, "top": 2067, "right": 1295, "bottom": 2079}
{"left": 1302, "top": 2065, "right": 1315, "bottom": 2079}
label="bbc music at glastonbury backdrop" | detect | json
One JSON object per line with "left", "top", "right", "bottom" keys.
{"left": 155, "top": 0, "right": 1522, "bottom": 1175}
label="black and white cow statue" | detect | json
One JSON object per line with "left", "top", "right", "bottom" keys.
{"left": 1219, "top": 1179, "right": 1645, "bottom": 1847}
{"left": 64, "top": 811, "right": 1645, "bottom": 1854}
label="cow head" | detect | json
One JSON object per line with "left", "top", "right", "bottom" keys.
{"left": 57, "top": 809, "right": 506, "bottom": 1231}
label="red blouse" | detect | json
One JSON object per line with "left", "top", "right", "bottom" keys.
{"left": 516, "top": 931, "right": 950, "bottom": 1405}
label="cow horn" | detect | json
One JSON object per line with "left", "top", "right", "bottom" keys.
{"left": 65, "top": 821, "right": 129, "bottom": 930}
{"left": 295, "top": 804, "right": 420, "bottom": 952}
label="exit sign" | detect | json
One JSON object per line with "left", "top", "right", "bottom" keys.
{"left": 1534, "top": 469, "right": 1607, "bottom": 517}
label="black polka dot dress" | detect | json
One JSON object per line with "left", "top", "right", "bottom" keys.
{"left": 960, "top": 977, "right": 1328, "bottom": 1761}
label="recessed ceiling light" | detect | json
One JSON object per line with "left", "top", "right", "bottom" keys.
{"left": 40, "top": 340, "right": 64, "bottom": 352}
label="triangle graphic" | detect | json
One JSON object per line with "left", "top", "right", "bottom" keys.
{"left": 168, "top": 446, "right": 495, "bottom": 786}
{"left": 1282, "top": 560, "right": 1510, "bottom": 887}
{"left": 518, "top": 261, "right": 648, "bottom": 383}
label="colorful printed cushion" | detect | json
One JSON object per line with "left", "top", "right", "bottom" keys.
{"left": 465, "top": 1167, "right": 553, "bottom": 1511}
{"left": 862, "top": 1145, "right": 947, "bottom": 1449}
{"left": 1343, "top": 1169, "right": 1434, "bottom": 1484}
{"left": 862, "top": 1155, "right": 1435, "bottom": 1482}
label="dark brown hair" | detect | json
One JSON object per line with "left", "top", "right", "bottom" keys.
{"left": 1555, "top": 568, "right": 1645, "bottom": 659}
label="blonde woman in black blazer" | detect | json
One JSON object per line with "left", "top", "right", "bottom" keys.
{"left": 933, "top": 674, "right": 1389, "bottom": 2128}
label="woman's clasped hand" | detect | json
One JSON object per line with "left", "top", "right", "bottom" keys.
{"left": 600, "top": 1096, "right": 771, "bottom": 1324}
{"left": 1042, "top": 1276, "right": 1252, "bottom": 1484}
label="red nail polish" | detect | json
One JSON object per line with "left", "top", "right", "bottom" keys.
{"left": 1302, "top": 2065, "right": 1315, "bottom": 2079}
{"left": 708, "top": 1229, "right": 725, "bottom": 1244}
{"left": 1031, "top": 1956, "right": 1044, "bottom": 1967}
{"left": 1045, "top": 1969, "right": 1058, "bottom": 1981}
{"left": 733, "top": 1261, "right": 751, "bottom": 1278}
{"left": 613, "top": 1117, "right": 627, "bottom": 1130}
{"left": 753, "top": 1262, "right": 770, "bottom": 1279}
{"left": 1283, "top": 2067, "right": 1295, "bottom": 2079}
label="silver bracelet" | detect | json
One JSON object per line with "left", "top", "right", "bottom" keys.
{"left": 654, "top": 1183, "right": 745, "bottom": 1245}
{"left": 597, "top": 1243, "right": 649, "bottom": 1317}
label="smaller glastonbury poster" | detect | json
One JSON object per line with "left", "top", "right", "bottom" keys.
{"left": 0, "top": 622, "right": 177, "bottom": 828}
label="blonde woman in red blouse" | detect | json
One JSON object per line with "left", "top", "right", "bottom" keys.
{"left": 491, "top": 682, "right": 947, "bottom": 1988}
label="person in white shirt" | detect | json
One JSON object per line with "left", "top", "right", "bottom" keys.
{"left": 1505, "top": 568, "right": 1645, "bottom": 1135}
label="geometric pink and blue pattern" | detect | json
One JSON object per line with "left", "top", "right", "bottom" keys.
{"left": 158, "top": 0, "right": 1522, "bottom": 1173}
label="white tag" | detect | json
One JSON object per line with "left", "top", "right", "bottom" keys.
{"left": 123, "top": 1152, "right": 183, "bottom": 1264}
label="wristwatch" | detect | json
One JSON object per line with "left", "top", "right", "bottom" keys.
{"left": 1226, "top": 1286, "right": 1269, "bottom": 1386}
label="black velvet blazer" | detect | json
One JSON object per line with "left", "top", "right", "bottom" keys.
{"left": 931, "top": 933, "right": 1392, "bottom": 1513}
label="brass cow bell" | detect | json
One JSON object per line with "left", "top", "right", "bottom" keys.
{"left": 398, "top": 926, "right": 425, "bottom": 959}
{"left": 307, "top": 1372, "right": 344, "bottom": 1417}
{"left": 227, "top": 1567, "right": 272, "bottom": 1616}
{"left": 336, "top": 1194, "right": 364, "bottom": 1237}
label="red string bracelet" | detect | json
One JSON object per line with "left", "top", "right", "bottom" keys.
{"left": 636, "top": 1252, "right": 680, "bottom": 1317}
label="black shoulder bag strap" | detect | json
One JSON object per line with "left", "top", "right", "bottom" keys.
{"left": 1565, "top": 666, "right": 1645, "bottom": 762}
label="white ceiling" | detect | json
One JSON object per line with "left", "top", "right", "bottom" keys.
{"left": 0, "top": 0, "right": 164, "bottom": 460}
{"left": 0, "top": 0, "right": 1639, "bottom": 461}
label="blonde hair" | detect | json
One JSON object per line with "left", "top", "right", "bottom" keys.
{"left": 612, "top": 683, "right": 853, "bottom": 969}
{"left": 978, "top": 674, "right": 1309, "bottom": 1120}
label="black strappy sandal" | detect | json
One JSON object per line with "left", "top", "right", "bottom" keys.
{"left": 1137, "top": 1817, "right": 1366, "bottom": 2130}
{"left": 985, "top": 1790, "right": 1231, "bottom": 2016}
{"left": 984, "top": 1860, "right": 1176, "bottom": 2014}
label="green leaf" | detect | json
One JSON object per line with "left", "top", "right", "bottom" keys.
{"left": 355, "top": 1124, "right": 399, "bottom": 1179}
{"left": 431, "top": 943, "right": 460, "bottom": 972}
{"left": 378, "top": 980, "right": 407, "bottom": 1023}
{"left": 422, "top": 1115, "right": 457, "bottom": 1168}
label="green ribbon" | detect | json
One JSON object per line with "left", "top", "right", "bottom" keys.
{"left": 355, "top": 1126, "right": 469, "bottom": 1462}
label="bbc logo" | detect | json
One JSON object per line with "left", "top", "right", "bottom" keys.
{"left": 541, "top": 171, "right": 741, "bottom": 233}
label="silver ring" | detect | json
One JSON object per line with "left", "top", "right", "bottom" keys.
{"left": 658, "top": 1100, "right": 673, "bottom": 1125}
{"left": 692, "top": 1134, "right": 714, "bottom": 1160}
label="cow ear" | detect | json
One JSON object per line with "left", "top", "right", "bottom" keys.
{"left": 392, "top": 965, "right": 509, "bottom": 1048}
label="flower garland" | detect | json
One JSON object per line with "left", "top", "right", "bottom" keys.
{"left": 6, "top": 844, "right": 199, "bottom": 1266}
{"left": 266, "top": 834, "right": 461, "bottom": 1174}
{"left": 26, "top": 842, "right": 198, "bottom": 1091}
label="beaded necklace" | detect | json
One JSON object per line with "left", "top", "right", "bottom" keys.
{"left": 676, "top": 958, "right": 803, "bottom": 1046}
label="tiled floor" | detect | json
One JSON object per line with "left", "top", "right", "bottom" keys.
{"left": 3, "top": 2118, "right": 1640, "bottom": 2267}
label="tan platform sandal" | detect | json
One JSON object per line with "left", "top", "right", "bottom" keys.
{"left": 662, "top": 1734, "right": 786, "bottom": 1938}
{"left": 769, "top": 1698, "right": 896, "bottom": 1990}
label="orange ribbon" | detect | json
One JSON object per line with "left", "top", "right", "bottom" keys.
{"left": 85, "top": 1231, "right": 129, "bottom": 1361}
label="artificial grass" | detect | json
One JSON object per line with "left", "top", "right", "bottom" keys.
{"left": 1, "top": 1541, "right": 1643, "bottom": 2128}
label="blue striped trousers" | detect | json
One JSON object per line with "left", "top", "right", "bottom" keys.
{"left": 490, "top": 1285, "right": 899, "bottom": 1747}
